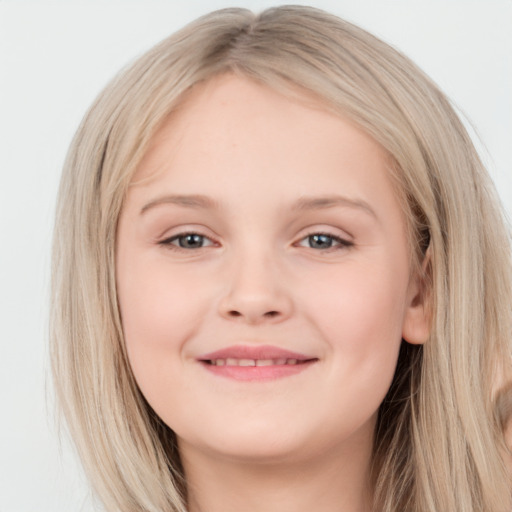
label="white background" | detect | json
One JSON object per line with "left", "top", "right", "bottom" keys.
{"left": 0, "top": 1, "right": 510, "bottom": 511}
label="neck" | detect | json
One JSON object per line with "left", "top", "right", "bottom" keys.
{"left": 179, "top": 432, "right": 373, "bottom": 512}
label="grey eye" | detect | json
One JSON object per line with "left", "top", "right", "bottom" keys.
{"left": 163, "top": 233, "right": 215, "bottom": 249}
{"left": 307, "top": 234, "right": 335, "bottom": 249}
{"left": 177, "top": 234, "right": 205, "bottom": 248}
{"left": 296, "top": 232, "right": 352, "bottom": 251}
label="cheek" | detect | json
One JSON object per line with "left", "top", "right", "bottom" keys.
{"left": 305, "top": 261, "right": 407, "bottom": 343}
{"left": 117, "top": 258, "right": 207, "bottom": 397}
{"left": 301, "top": 262, "right": 407, "bottom": 391}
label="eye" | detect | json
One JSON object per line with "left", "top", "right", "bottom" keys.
{"left": 160, "top": 232, "right": 215, "bottom": 250}
{"left": 297, "top": 232, "right": 353, "bottom": 250}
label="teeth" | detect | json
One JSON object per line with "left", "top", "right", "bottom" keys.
{"left": 255, "top": 359, "right": 273, "bottom": 366}
{"left": 210, "top": 358, "right": 303, "bottom": 366}
{"left": 238, "top": 359, "right": 256, "bottom": 366}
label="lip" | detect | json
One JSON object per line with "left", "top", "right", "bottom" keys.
{"left": 197, "top": 344, "right": 318, "bottom": 382}
{"left": 199, "top": 344, "right": 314, "bottom": 361}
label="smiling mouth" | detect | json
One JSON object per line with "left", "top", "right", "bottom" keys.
{"left": 204, "top": 358, "right": 315, "bottom": 366}
{"left": 197, "top": 344, "right": 318, "bottom": 381}
{"left": 200, "top": 358, "right": 317, "bottom": 381}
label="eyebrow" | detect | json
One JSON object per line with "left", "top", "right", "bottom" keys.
{"left": 140, "top": 193, "right": 377, "bottom": 219}
{"left": 293, "top": 195, "right": 377, "bottom": 219}
{"left": 140, "top": 194, "right": 219, "bottom": 215}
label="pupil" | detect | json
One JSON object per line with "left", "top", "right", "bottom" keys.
{"left": 180, "top": 234, "right": 203, "bottom": 248}
{"left": 310, "top": 234, "right": 332, "bottom": 248}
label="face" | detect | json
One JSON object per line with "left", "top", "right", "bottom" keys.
{"left": 116, "top": 74, "right": 428, "bottom": 467}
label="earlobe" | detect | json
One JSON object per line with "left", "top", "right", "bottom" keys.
{"left": 402, "top": 250, "right": 432, "bottom": 345}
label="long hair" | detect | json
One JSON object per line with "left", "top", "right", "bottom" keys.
{"left": 51, "top": 6, "right": 512, "bottom": 511}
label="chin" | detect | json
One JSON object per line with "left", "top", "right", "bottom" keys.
{"left": 177, "top": 421, "right": 315, "bottom": 465}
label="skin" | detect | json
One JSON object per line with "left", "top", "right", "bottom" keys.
{"left": 116, "top": 74, "right": 429, "bottom": 512}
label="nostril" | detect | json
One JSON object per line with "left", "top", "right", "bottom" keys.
{"left": 227, "top": 310, "right": 280, "bottom": 319}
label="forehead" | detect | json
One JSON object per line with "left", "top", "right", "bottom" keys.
{"left": 132, "top": 73, "right": 393, "bottom": 191}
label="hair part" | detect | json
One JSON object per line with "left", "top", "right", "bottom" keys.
{"left": 51, "top": 6, "right": 512, "bottom": 511}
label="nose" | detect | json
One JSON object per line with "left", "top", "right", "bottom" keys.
{"left": 217, "top": 251, "right": 294, "bottom": 325}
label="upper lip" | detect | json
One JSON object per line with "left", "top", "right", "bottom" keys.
{"left": 198, "top": 344, "right": 316, "bottom": 361}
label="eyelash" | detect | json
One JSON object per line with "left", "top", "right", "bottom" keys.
{"left": 297, "top": 231, "right": 353, "bottom": 251}
{"left": 159, "top": 231, "right": 353, "bottom": 252}
{"left": 159, "top": 232, "right": 217, "bottom": 251}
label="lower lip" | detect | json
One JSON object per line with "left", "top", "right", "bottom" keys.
{"left": 200, "top": 360, "right": 317, "bottom": 381}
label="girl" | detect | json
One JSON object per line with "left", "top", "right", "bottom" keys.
{"left": 51, "top": 6, "right": 512, "bottom": 512}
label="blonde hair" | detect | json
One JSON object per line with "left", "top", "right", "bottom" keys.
{"left": 51, "top": 6, "right": 512, "bottom": 511}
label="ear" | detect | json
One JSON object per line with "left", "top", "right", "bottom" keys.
{"left": 402, "top": 249, "right": 431, "bottom": 345}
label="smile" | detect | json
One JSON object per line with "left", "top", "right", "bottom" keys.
{"left": 197, "top": 345, "right": 318, "bottom": 381}
{"left": 207, "top": 358, "right": 304, "bottom": 366}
